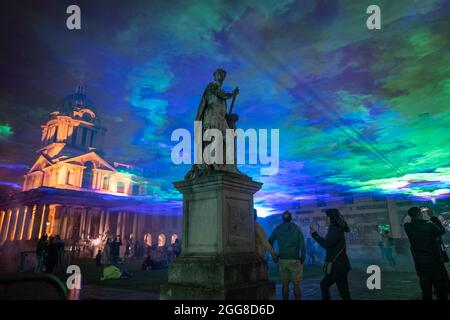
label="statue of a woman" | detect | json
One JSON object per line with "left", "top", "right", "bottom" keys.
{"left": 186, "top": 68, "right": 240, "bottom": 179}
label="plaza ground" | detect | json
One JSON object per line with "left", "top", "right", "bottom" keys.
{"left": 21, "top": 257, "right": 424, "bottom": 300}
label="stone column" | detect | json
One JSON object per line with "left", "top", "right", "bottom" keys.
{"left": 21, "top": 206, "right": 32, "bottom": 241}
{"left": 132, "top": 213, "right": 138, "bottom": 240}
{"left": 39, "top": 204, "right": 51, "bottom": 238}
{"left": 66, "top": 206, "right": 75, "bottom": 241}
{"left": 116, "top": 211, "right": 122, "bottom": 237}
{"left": 8, "top": 208, "right": 20, "bottom": 241}
{"left": 121, "top": 212, "right": 127, "bottom": 239}
{"left": 60, "top": 206, "right": 69, "bottom": 240}
{"left": 14, "top": 206, "right": 27, "bottom": 241}
{"left": 79, "top": 208, "right": 87, "bottom": 239}
{"left": 104, "top": 210, "right": 110, "bottom": 236}
{"left": 99, "top": 210, "right": 105, "bottom": 236}
{"left": 26, "top": 205, "right": 37, "bottom": 240}
{"left": 0, "top": 210, "right": 5, "bottom": 240}
{"left": 1, "top": 209, "right": 12, "bottom": 241}
{"left": 31, "top": 204, "right": 44, "bottom": 240}
{"left": 47, "top": 205, "right": 57, "bottom": 236}
{"left": 161, "top": 172, "right": 274, "bottom": 300}
{"left": 50, "top": 205, "right": 58, "bottom": 236}
{"left": 86, "top": 209, "right": 93, "bottom": 238}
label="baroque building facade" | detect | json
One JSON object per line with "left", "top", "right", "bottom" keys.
{"left": 0, "top": 85, "right": 181, "bottom": 269}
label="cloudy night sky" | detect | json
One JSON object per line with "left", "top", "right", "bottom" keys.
{"left": 0, "top": 0, "right": 449, "bottom": 216}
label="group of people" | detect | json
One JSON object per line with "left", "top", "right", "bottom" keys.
{"left": 141, "top": 239, "right": 181, "bottom": 271}
{"left": 256, "top": 204, "right": 449, "bottom": 300}
{"left": 255, "top": 208, "right": 352, "bottom": 300}
{"left": 35, "top": 234, "right": 65, "bottom": 274}
{"left": 95, "top": 235, "right": 123, "bottom": 266}
{"left": 94, "top": 233, "right": 182, "bottom": 272}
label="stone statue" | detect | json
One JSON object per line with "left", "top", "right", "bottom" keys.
{"left": 185, "top": 68, "right": 241, "bottom": 179}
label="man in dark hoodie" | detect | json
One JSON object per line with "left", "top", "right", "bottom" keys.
{"left": 269, "top": 211, "right": 306, "bottom": 300}
{"left": 404, "top": 206, "right": 448, "bottom": 300}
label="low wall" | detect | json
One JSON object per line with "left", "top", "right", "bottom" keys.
{"left": 0, "top": 240, "right": 37, "bottom": 273}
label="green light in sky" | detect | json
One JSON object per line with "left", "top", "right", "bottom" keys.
{"left": 0, "top": 124, "right": 13, "bottom": 140}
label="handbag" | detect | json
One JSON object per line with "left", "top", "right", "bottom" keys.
{"left": 323, "top": 246, "right": 345, "bottom": 275}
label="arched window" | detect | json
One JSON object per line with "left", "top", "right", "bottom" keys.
{"left": 82, "top": 161, "right": 94, "bottom": 189}
{"left": 81, "top": 127, "right": 88, "bottom": 146}
{"left": 144, "top": 233, "right": 152, "bottom": 246}
{"left": 132, "top": 184, "right": 140, "bottom": 195}
{"left": 54, "top": 169, "right": 60, "bottom": 185}
{"left": 158, "top": 234, "right": 166, "bottom": 247}
{"left": 116, "top": 181, "right": 125, "bottom": 193}
{"left": 71, "top": 126, "right": 78, "bottom": 145}
{"left": 171, "top": 234, "right": 178, "bottom": 244}
{"left": 65, "top": 169, "right": 72, "bottom": 185}
{"left": 53, "top": 126, "right": 58, "bottom": 142}
{"left": 102, "top": 176, "right": 109, "bottom": 190}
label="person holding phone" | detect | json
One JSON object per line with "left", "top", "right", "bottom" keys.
{"left": 404, "top": 206, "right": 448, "bottom": 300}
{"left": 310, "top": 209, "right": 352, "bottom": 300}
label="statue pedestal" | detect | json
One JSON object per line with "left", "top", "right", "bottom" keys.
{"left": 160, "top": 172, "right": 275, "bottom": 300}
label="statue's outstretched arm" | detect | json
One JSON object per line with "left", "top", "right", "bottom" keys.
{"left": 216, "top": 87, "right": 234, "bottom": 100}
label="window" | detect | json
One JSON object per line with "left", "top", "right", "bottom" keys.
{"left": 71, "top": 127, "right": 78, "bottom": 144}
{"left": 53, "top": 126, "right": 58, "bottom": 142}
{"left": 82, "top": 161, "right": 94, "bottom": 189}
{"left": 102, "top": 176, "right": 109, "bottom": 190}
{"left": 65, "top": 170, "right": 72, "bottom": 185}
{"left": 89, "top": 131, "right": 95, "bottom": 147}
{"left": 81, "top": 127, "right": 87, "bottom": 146}
{"left": 55, "top": 169, "right": 59, "bottom": 185}
{"left": 158, "top": 234, "right": 166, "bottom": 247}
{"left": 116, "top": 181, "right": 125, "bottom": 193}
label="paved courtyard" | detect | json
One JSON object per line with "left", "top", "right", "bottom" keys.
{"left": 77, "top": 268, "right": 423, "bottom": 300}
{"left": 74, "top": 259, "right": 425, "bottom": 300}
{"left": 0, "top": 257, "right": 436, "bottom": 300}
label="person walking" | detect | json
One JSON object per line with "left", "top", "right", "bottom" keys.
{"left": 55, "top": 235, "right": 65, "bottom": 273}
{"left": 310, "top": 209, "right": 352, "bottom": 300}
{"left": 254, "top": 209, "right": 276, "bottom": 262}
{"left": 35, "top": 234, "right": 47, "bottom": 273}
{"left": 173, "top": 239, "right": 182, "bottom": 258}
{"left": 382, "top": 230, "right": 396, "bottom": 267}
{"left": 269, "top": 211, "right": 306, "bottom": 300}
{"left": 45, "top": 236, "right": 58, "bottom": 274}
{"left": 101, "top": 237, "right": 111, "bottom": 266}
{"left": 111, "top": 236, "right": 122, "bottom": 265}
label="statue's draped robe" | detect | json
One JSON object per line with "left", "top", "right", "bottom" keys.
{"left": 187, "top": 82, "right": 239, "bottom": 178}
{"left": 196, "top": 82, "right": 230, "bottom": 135}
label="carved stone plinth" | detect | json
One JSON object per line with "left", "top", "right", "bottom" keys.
{"left": 160, "top": 172, "right": 274, "bottom": 300}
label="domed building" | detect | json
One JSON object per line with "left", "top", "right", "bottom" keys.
{"left": 0, "top": 84, "right": 181, "bottom": 270}
{"left": 23, "top": 84, "right": 140, "bottom": 195}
